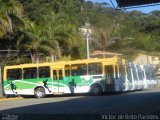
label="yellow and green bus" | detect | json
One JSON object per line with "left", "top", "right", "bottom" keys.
{"left": 3, "top": 56, "right": 127, "bottom": 98}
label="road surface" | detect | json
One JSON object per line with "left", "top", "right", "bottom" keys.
{"left": 0, "top": 88, "right": 160, "bottom": 120}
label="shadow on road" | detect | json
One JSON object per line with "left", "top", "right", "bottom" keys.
{"left": 1, "top": 90, "right": 160, "bottom": 120}
{"left": 20, "top": 92, "right": 122, "bottom": 99}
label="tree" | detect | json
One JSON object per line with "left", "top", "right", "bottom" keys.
{"left": 135, "top": 33, "right": 156, "bottom": 63}
{"left": 91, "top": 27, "right": 114, "bottom": 56}
{"left": 0, "top": 0, "right": 23, "bottom": 38}
{"left": 0, "top": 0, "right": 159, "bottom": 65}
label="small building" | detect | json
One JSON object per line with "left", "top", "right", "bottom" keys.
{"left": 133, "top": 53, "right": 160, "bottom": 65}
{"left": 90, "top": 50, "right": 122, "bottom": 58}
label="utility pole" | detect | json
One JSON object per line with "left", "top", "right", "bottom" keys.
{"left": 79, "top": 22, "right": 92, "bottom": 59}
{"left": 86, "top": 31, "right": 90, "bottom": 59}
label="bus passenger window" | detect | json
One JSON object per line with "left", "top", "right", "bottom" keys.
{"left": 71, "top": 65, "right": 78, "bottom": 76}
{"left": 132, "top": 67, "right": 138, "bottom": 81}
{"left": 88, "top": 63, "right": 102, "bottom": 75}
{"left": 23, "top": 67, "right": 37, "bottom": 79}
{"left": 59, "top": 70, "right": 63, "bottom": 79}
{"left": 127, "top": 67, "right": 132, "bottom": 82}
{"left": 65, "top": 65, "right": 70, "bottom": 76}
{"left": 39, "top": 67, "right": 50, "bottom": 78}
{"left": 138, "top": 69, "right": 144, "bottom": 80}
{"left": 7, "top": 69, "right": 22, "bottom": 80}
{"left": 119, "top": 65, "right": 126, "bottom": 81}
{"left": 78, "top": 64, "right": 87, "bottom": 76}
{"left": 53, "top": 70, "right": 57, "bottom": 80}
{"left": 71, "top": 64, "right": 87, "bottom": 76}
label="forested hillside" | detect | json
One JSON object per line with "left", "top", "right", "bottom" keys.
{"left": 0, "top": 0, "right": 160, "bottom": 65}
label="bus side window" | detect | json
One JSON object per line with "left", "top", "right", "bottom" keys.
{"left": 39, "top": 66, "right": 50, "bottom": 78}
{"left": 65, "top": 65, "right": 70, "bottom": 77}
{"left": 71, "top": 65, "right": 78, "bottom": 76}
{"left": 119, "top": 65, "right": 126, "bottom": 81}
{"left": 88, "top": 63, "right": 102, "bottom": 75}
{"left": 138, "top": 69, "right": 143, "bottom": 80}
{"left": 23, "top": 67, "right": 37, "bottom": 79}
{"left": 7, "top": 69, "right": 22, "bottom": 80}
{"left": 53, "top": 70, "right": 57, "bottom": 80}
{"left": 127, "top": 67, "right": 132, "bottom": 82}
{"left": 71, "top": 64, "right": 87, "bottom": 76}
{"left": 59, "top": 70, "right": 63, "bottom": 80}
{"left": 78, "top": 64, "right": 87, "bottom": 76}
{"left": 132, "top": 67, "right": 138, "bottom": 81}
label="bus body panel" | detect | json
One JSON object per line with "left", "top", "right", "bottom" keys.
{"left": 3, "top": 56, "right": 157, "bottom": 97}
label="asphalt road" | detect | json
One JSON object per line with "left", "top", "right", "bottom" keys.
{"left": 0, "top": 88, "right": 160, "bottom": 120}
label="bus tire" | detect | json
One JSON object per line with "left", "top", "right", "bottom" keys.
{"left": 90, "top": 84, "right": 102, "bottom": 95}
{"left": 34, "top": 87, "right": 46, "bottom": 98}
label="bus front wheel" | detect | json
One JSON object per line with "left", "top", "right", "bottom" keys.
{"left": 90, "top": 84, "right": 102, "bottom": 95}
{"left": 34, "top": 87, "right": 46, "bottom": 98}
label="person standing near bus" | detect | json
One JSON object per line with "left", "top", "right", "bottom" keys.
{"left": 68, "top": 79, "right": 76, "bottom": 95}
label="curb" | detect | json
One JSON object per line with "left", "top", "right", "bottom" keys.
{"left": 0, "top": 97, "right": 23, "bottom": 101}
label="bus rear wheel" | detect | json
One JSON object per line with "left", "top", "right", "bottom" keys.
{"left": 90, "top": 84, "right": 102, "bottom": 95}
{"left": 34, "top": 87, "right": 46, "bottom": 98}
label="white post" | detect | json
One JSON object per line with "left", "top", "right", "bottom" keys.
{"left": 86, "top": 33, "right": 90, "bottom": 59}
{"left": 79, "top": 24, "right": 91, "bottom": 59}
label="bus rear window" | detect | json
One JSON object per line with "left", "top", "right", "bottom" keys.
{"left": 88, "top": 63, "right": 102, "bottom": 75}
{"left": 39, "top": 67, "right": 50, "bottom": 78}
{"left": 23, "top": 67, "right": 37, "bottom": 79}
{"left": 7, "top": 69, "right": 22, "bottom": 80}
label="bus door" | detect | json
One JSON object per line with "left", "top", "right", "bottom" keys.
{"left": 104, "top": 65, "right": 115, "bottom": 91}
{"left": 52, "top": 68, "right": 64, "bottom": 93}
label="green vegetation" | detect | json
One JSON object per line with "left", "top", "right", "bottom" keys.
{"left": 0, "top": 0, "right": 160, "bottom": 65}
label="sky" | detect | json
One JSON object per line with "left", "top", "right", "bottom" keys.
{"left": 89, "top": 0, "right": 160, "bottom": 13}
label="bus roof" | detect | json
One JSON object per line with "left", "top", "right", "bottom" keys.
{"left": 4, "top": 56, "right": 121, "bottom": 69}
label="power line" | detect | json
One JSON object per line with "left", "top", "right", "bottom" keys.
{"left": 109, "top": 0, "right": 116, "bottom": 9}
